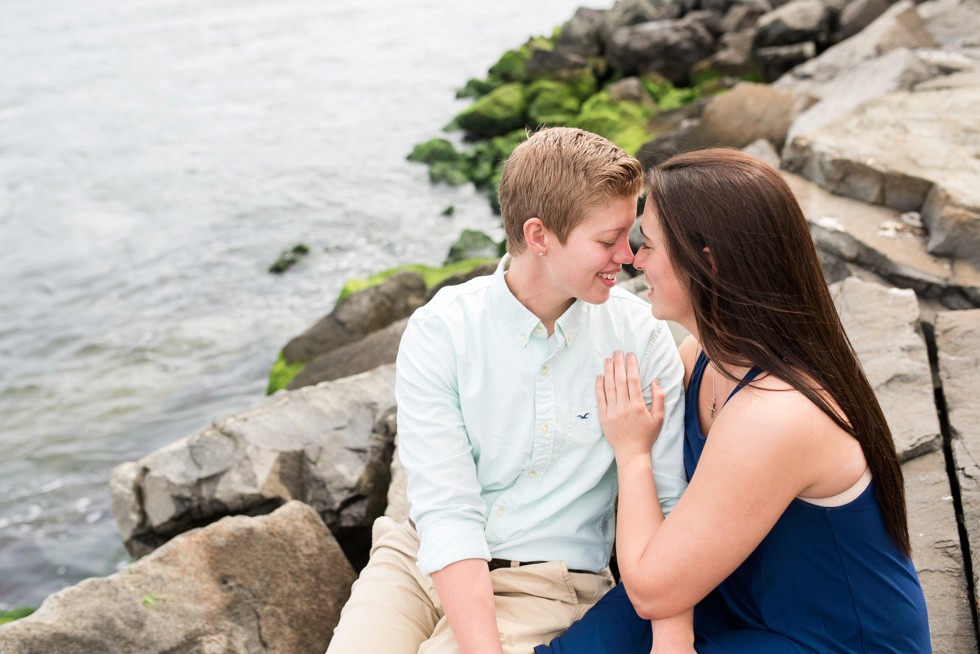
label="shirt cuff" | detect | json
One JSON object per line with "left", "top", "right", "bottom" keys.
{"left": 415, "top": 517, "right": 491, "bottom": 576}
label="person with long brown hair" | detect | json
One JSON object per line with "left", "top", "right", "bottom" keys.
{"left": 535, "top": 148, "right": 931, "bottom": 653}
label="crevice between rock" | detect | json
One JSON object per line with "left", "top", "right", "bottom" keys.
{"left": 922, "top": 319, "right": 980, "bottom": 645}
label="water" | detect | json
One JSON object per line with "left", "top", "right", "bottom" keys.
{"left": 0, "top": 0, "right": 607, "bottom": 609}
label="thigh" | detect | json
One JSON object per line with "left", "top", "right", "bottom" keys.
{"left": 534, "top": 583, "right": 652, "bottom": 654}
{"left": 326, "top": 517, "right": 440, "bottom": 654}
{"left": 419, "top": 564, "right": 614, "bottom": 654}
{"left": 696, "top": 630, "right": 812, "bottom": 654}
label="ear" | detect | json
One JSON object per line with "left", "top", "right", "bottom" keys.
{"left": 524, "top": 217, "right": 548, "bottom": 256}
{"left": 702, "top": 246, "right": 719, "bottom": 275}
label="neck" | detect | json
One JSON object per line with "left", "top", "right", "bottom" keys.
{"left": 505, "top": 252, "right": 574, "bottom": 334}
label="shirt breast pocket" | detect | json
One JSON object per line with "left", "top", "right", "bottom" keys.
{"left": 564, "top": 406, "right": 604, "bottom": 453}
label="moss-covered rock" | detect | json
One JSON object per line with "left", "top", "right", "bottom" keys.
{"left": 267, "top": 353, "right": 306, "bottom": 394}
{"left": 445, "top": 229, "right": 502, "bottom": 264}
{"left": 407, "top": 138, "right": 460, "bottom": 165}
{"left": 429, "top": 161, "right": 471, "bottom": 186}
{"left": 642, "top": 74, "right": 704, "bottom": 111}
{"left": 527, "top": 80, "right": 583, "bottom": 126}
{"left": 337, "top": 258, "right": 499, "bottom": 304}
{"left": 453, "top": 83, "right": 529, "bottom": 140}
{"left": 573, "top": 90, "right": 659, "bottom": 155}
{"left": 0, "top": 607, "right": 35, "bottom": 626}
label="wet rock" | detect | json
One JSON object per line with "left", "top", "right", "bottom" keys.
{"left": 287, "top": 319, "right": 408, "bottom": 390}
{"left": 0, "top": 502, "right": 355, "bottom": 654}
{"left": 829, "top": 277, "right": 941, "bottom": 460}
{"left": 281, "top": 270, "right": 426, "bottom": 366}
{"left": 111, "top": 365, "right": 397, "bottom": 571}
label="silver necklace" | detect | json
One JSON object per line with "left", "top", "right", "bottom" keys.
{"left": 710, "top": 364, "right": 717, "bottom": 419}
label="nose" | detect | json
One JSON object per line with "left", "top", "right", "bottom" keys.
{"left": 613, "top": 235, "right": 634, "bottom": 265}
{"left": 632, "top": 244, "right": 646, "bottom": 271}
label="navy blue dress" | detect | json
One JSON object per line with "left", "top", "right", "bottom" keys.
{"left": 536, "top": 353, "right": 931, "bottom": 653}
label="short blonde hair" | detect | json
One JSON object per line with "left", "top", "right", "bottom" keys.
{"left": 498, "top": 127, "right": 643, "bottom": 254}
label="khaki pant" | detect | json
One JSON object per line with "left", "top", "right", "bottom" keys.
{"left": 326, "top": 517, "right": 614, "bottom": 654}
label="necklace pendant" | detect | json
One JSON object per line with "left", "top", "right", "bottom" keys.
{"left": 710, "top": 399, "right": 716, "bottom": 419}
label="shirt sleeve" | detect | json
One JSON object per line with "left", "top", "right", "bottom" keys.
{"left": 395, "top": 308, "right": 491, "bottom": 575}
{"left": 639, "top": 321, "right": 688, "bottom": 515}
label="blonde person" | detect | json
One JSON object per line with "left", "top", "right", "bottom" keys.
{"left": 325, "top": 128, "right": 693, "bottom": 654}
{"left": 536, "top": 149, "right": 930, "bottom": 654}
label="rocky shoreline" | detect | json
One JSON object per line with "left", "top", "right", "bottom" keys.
{"left": 3, "top": 0, "right": 979, "bottom": 651}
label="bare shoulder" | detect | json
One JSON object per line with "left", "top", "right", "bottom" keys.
{"left": 677, "top": 336, "right": 700, "bottom": 389}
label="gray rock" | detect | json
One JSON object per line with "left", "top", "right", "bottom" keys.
{"left": 287, "top": 318, "right": 408, "bottom": 390}
{"left": 742, "top": 138, "right": 782, "bottom": 168}
{"left": 829, "top": 277, "right": 942, "bottom": 460}
{"left": 782, "top": 81, "right": 980, "bottom": 264}
{"left": 904, "top": 452, "right": 978, "bottom": 654}
{"left": 755, "top": 41, "right": 817, "bottom": 81}
{"left": 281, "top": 270, "right": 426, "bottom": 366}
{"left": 386, "top": 443, "right": 410, "bottom": 523}
{"left": 919, "top": 0, "right": 980, "bottom": 49}
{"left": 607, "top": 18, "right": 717, "bottom": 84}
{"left": 705, "top": 29, "right": 757, "bottom": 76}
{"left": 685, "top": 9, "right": 726, "bottom": 36}
{"left": 784, "top": 47, "right": 935, "bottom": 145}
{"left": 692, "top": 82, "right": 817, "bottom": 149}
{"left": 784, "top": 172, "right": 980, "bottom": 309}
{"left": 774, "top": 1, "right": 937, "bottom": 95}
{"left": 557, "top": 7, "right": 607, "bottom": 57}
{"left": 834, "top": 0, "right": 890, "bottom": 42}
{"left": 111, "top": 365, "right": 397, "bottom": 571}
{"left": 753, "top": 0, "right": 832, "bottom": 49}
{"left": 608, "top": 77, "right": 657, "bottom": 105}
{"left": 600, "top": 0, "right": 683, "bottom": 47}
{"left": 525, "top": 48, "right": 590, "bottom": 76}
{"left": 0, "top": 501, "right": 356, "bottom": 654}
{"left": 721, "top": 1, "right": 770, "bottom": 33}
{"left": 937, "top": 309, "right": 980, "bottom": 639}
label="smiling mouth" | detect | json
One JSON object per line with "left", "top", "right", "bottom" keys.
{"left": 597, "top": 272, "right": 617, "bottom": 281}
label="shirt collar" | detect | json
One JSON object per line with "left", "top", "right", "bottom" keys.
{"left": 489, "top": 255, "right": 588, "bottom": 348}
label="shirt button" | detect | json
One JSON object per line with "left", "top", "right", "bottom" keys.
{"left": 528, "top": 470, "right": 538, "bottom": 478}
{"left": 496, "top": 506, "right": 505, "bottom": 516}
{"left": 534, "top": 326, "right": 544, "bottom": 334}
{"left": 540, "top": 366, "right": 549, "bottom": 375}
{"left": 540, "top": 423, "right": 550, "bottom": 432}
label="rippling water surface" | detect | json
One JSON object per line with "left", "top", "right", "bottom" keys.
{"left": 0, "top": 0, "right": 603, "bottom": 608}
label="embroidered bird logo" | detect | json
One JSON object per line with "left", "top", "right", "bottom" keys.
{"left": 577, "top": 412, "right": 590, "bottom": 420}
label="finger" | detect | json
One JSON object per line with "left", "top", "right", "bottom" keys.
{"left": 626, "top": 352, "right": 642, "bottom": 403}
{"left": 603, "top": 356, "right": 617, "bottom": 404}
{"left": 613, "top": 350, "right": 628, "bottom": 403}
{"left": 650, "top": 377, "right": 665, "bottom": 422}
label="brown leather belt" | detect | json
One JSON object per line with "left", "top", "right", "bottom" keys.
{"left": 487, "top": 558, "right": 592, "bottom": 574}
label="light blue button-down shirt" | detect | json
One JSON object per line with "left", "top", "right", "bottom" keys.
{"left": 395, "top": 258, "right": 686, "bottom": 576}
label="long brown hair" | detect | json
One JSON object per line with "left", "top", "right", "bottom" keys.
{"left": 648, "top": 148, "right": 911, "bottom": 555}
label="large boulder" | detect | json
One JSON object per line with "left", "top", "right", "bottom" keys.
{"left": 829, "top": 277, "right": 942, "bottom": 460}
{"left": 783, "top": 47, "right": 935, "bottom": 145}
{"left": 784, "top": 172, "right": 980, "bottom": 309}
{"left": 281, "top": 270, "right": 426, "bottom": 366}
{"left": 903, "top": 452, "right": 978, "bottom": 653}
{"left": 774, "top": 1, "right": 937, "bottom": 95}
{"left": 0, "top": 502, "right": 356, "bottom": 654}
{"left": 782, "top": 77, "right": 980, "bottom": 264}
{"left": 752, "top": 0, "right": 832, "bottom": 49}
{"left": 937, "top": 309, "right": 980, "bottom": 625}
{"left": 287, "top": 318, "right": 407, "bottom": 390}
{"left": 689, "top": 82, "right": 817, "bottom": 149}
{"left": 111, "top": 365, "right": 397, "bottom": 570}
{"left": 606, "top": 18, "right": 716, "bottom": 84}
{"left": 557, "top": 7, "right": 607, "bottom": 57}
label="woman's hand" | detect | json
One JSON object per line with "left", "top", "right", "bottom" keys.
{"left": 596, "top": 350, "right": 665, "bottom": 461}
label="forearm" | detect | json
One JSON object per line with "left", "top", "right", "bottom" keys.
{"left": 431, "top": 559, "right": 503, "bottom": 654}
{"left": 651, "top": 608, "right": 695, "bottom": 653}
{"left": 615, "top": 453, "right": 664, "bottom": 590}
